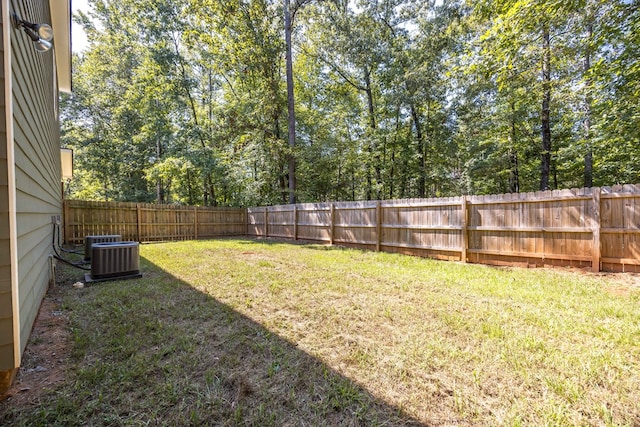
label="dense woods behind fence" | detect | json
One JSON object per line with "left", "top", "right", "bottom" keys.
{"left": 65, "top": 184, "right": 640, "bottom": 273}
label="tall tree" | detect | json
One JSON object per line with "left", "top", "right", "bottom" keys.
{"left": 63, "top": 0, "right": 640, "bottom": 205}
{"left": 540, "top": 21, "right": 552, "bottom": 190}
{"left": 284, "top": 0, "right": 297, "bottom": 203}
{"left": 582, "top": 13, "right": 593, "bottom": 188}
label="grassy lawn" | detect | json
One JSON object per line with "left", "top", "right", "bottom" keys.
{"left": 2, "top": 238, "right": 639, "bottom": 426}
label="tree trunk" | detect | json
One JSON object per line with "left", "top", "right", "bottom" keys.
{"left": 389, "top": 106, "right": 401, "bottom": 199}
{"left": 363, "top": 67, "right": 381, "bottom": 200}
{"left": 583, "top": 20, "right": 593, "bottom": 188}
{"left": 156, "top": 138, "right": 164, "bottom": 203}
{"left": 508, "top": 102, "right": 520, "bottom": 193}
{"left": 284, "top": 0, "right": 297, "bottom": 204}
{"left": 272, "top": 107, "right": 287, "bottom": 204}
{"left": 508, "top": 149, "right": 520, "bottom": 194}
{"left": 203, "top": 174, "right": 216, "bottom": 206}
{"left": 279, "top": 173, "right": 287, "bottom": 204}
{"left": 411, "top": 104, "right": 426, "bottom": 198}
{"left": 187, "top": 169, "right": 194, "bottom": 205}
{"left": 540, "top": 23, "right": 552, "bottom": 191}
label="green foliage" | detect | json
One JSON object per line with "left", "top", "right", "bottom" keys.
{"left": 63, "top": 0, "right": 640, "bottom": 204}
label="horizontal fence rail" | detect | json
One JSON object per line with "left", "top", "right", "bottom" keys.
{"left": 247, "top": 185, "right": 640, "bottom": 273}
{"left": 63, "top": 200, "right": 246, "bottom": 244}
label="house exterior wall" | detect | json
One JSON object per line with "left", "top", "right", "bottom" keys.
{"left": 10, "top": 0, "right": 61, "bottom": 357}
{"left": 0, "top": 0, "right": 67, "bottom": 387}
{"left": 0, "top": 11, "right": 14, "bottom": 372}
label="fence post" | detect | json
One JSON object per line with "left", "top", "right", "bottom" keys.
{"left": 376, "top": 201, "right": 382, "bottom": 252}
{"left": 461, "top": 196, "right": 468, "bottom": 263}
{"left": 194, "top": 207, "right": 199, "bottom": 240}
{"left": 264, "top": 207, "right": 269, "bottom": 238}
{"left": 330, "top": 203, "right": 335, "bottom": 245}
{"left": 173, "top": 207, "right": 178, "bottom": 242}
{"left": 136, "top": 204, "right": 142, "bottom": 243}
{"left": 592, "top": 187, "right": 601, "bottom": 272}
{"left": 293, "top": 205, "right": 298, "bottom": 240}
{"left": 244, "top": 208, "right": 249, "bottom": 237}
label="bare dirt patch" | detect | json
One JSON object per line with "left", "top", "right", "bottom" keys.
{"left": 554, "top": 267, "right": 640, "bottom": 297}
{"left": 597, "top": 272, "right": 640, "bottom": 297}
{"left": 0, "top": 283, "right": 71, "bottom": 407}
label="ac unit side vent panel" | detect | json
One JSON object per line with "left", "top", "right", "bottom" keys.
{"left": 90, "top": 241, "right": 141, "bottom": 280}
{"left": 84, "top": 235, "right": 122, "bottom": 261}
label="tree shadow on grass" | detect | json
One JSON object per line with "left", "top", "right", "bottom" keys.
{"left": 1, "top": 256, "right": 426, "bottom": 426}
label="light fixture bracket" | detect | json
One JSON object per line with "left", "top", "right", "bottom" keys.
{"left": 12, "top": 12, "right": 54, "bottom": 52}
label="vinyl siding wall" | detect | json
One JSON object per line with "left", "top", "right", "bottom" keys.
{"left": 0, "top": 8, "right": 14, "bottom": 370}
{"left": 10, "top": 0, "right": 61, "bottom": 357}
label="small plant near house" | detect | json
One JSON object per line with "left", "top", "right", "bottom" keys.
{"left": 1, "top": 238, "right": 639, "bottom": 426}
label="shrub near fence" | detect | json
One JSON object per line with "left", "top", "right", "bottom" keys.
{"left": 247, "top": 185, "right": 640, "bottom": 273}
{"left": 63, "top": 200, "right": 246, "bottom": 245}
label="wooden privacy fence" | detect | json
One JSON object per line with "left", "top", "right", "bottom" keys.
{"left": 63, "top": 200, "right": 246, "bottom": 245}
{"left": 63, "top": 185, "right": 640, "bottom": 272}
{"left": 247, "top": 185, "right": 640, "bottom": 273}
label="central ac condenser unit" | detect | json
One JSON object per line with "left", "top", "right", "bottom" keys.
{"left": 84, "top": 235, "right": 122, "bottom": 261}
{"left": 86, "top": 241, "right": 142, "bottom": 282}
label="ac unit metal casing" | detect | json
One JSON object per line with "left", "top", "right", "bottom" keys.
{"left": 87, "top": 241, "right": 142, "bottom": 282}
{"left": 84, "top": 235, "right": 122, "bottom": 261}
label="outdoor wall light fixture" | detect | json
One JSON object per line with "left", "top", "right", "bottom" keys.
{"left": 12, "top": 12, "right": 54, "bottom": 52}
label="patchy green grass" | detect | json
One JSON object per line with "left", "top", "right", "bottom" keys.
{"left": 2, "top": 238, "right": 640, "bottom": 426}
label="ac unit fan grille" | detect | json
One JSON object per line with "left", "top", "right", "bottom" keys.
{"left": 84, "top": 235, "right": 122, "bottom": 261}
{"left": 90, "top": 241, "right": 140, "bottom": 280}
